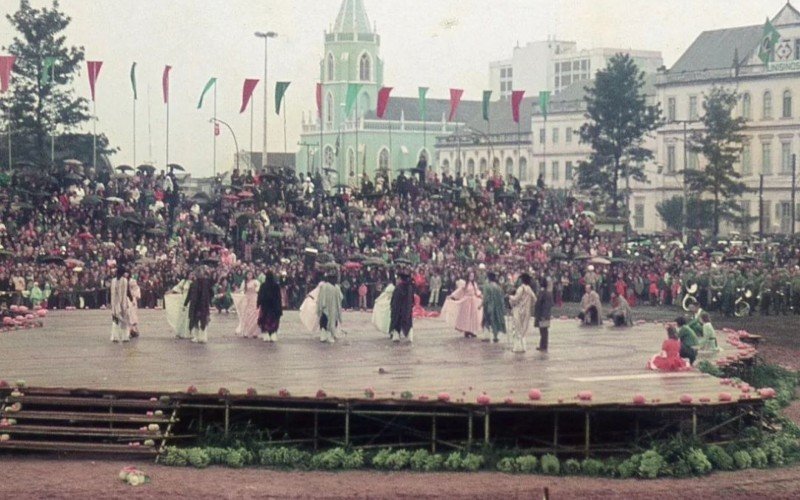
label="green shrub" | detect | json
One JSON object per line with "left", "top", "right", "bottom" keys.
{"left": 732, "top": 450, "right": 752, "bottom": 470}
{"left": 514, "top": 455, "right": 538, "bottom": 473}
{"left": 161, "top": 447, "right": 188, "bottom": 467}
{"left": 225, "top": 449, "right": 245, "bottom": 468}
{"left": 669, "top": 458, "right": 692, "bottom": 478}
{"left": 497, "top": 457, "right": 515, "bottom": 473}
{"left": 750, "top": 448, "right": 768, "bottom": 468}
{"left": 773, "top": 434, "right": 800, "bottom": 460}
{"left": 617, "top": 454, "right": 641, "bottom": 479}
{"left": 581, "top": 458, "right": 605, "bottom": 476}
{"left": 444, "top": 452, "right": 463, "bottom": 471}
{"left": 562, "top": 458, "right": 581, "bottom": 475}
{"left": 186, "top": 448, "right": 210, "bottom": 468}
{"left": 762, "top": 442, "right": 785, "bottom": 466}
{"left": 461, "top": 453, "right": 484, "bottom": 472}
{"left": 409, "top": 449, "right": 431, "bottom": 471}
{"left": 310, "top": 447, "right": 363, "bottom": 470}
{"left": 206, "top": 447, "right": 229, "bottom": 465}
{"left": 258, "top": 447, "right": 311, "bottom": 468}
{"left": 422, "top": 453, "right": 444, "bottom": 472}
{"left": 705, "top": 445, "right": 734, "bottom": 471}
{"left": 384, "top": 449, "right": 411, "bottom": 470}
{"left": 371, "top": 448, "right": 392, "bottom": 469}
{"left": 540, "top": 454, "right": 560, "bottom": 475}
{"left": 686, "top": 448, "right": 712, "bottom": 475}
{"left": 696, "top": 360, "right": 723, "bottom": 377}
{"left": 638, "top": 450, "right": 666, "bottom": 479}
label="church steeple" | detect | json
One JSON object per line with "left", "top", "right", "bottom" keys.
{"left": 333, "top": 0, "right": 372, "bottom": 34}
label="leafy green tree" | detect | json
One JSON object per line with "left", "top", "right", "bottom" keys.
{"left": 656, "top": 196, "right": 714, "bottom": 232}
{"left": 685, "top": 86, "right": 748, "bottom": 236}
{"left": 0, "top": 0, "right": 113, "bottom": 168}
{"left": 578, "top": 53, "right": 662, "bottom": 219}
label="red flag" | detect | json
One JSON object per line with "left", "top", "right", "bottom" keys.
{"left": 449, "top": 88, "right": 464, "bottom": 121}
{"left": 86, "top": 60, "right": 102, "bottom": 101}
{"left": 0, "top": 55, "right": 15, "bottom": 93}
{"left": 511, "top": 90, "right": 525, "bottom": 123}
{"left": 240, "top": 78, "right": 259, "bottom": 113}
{"left": 162, "top": 65, "right": 172, "bottom": 104}
{"left": 377, "top": 87, "right": 393, "bottom": 119}
{"left": 214, "top": 122, "right": 220, "bottom": 136}
{"left": 316, "top": 83, "right": 322, "bottom": 118}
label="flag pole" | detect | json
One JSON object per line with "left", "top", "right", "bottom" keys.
{"left": 213, "top": 82, "right": 217, "bottom": 176}
{"left": 132, "top": 84, "right": 136, "bottom": 167}
{"left": 6, "top": 99, "right": 11, "bottom": 170}
{"left": 283, "top": 96, "right": 287, "bottom": 155}
{"left": 249, "top": 98, "right": 254, "bottom": 171}
{"left": 92, "top": 100, "right": 97, "bottom": 169}
{"left": 166, "top": 92, "right": 170, "bottom": 168}
{"left": 355, "top": 98, "right": 359, "bottom": 183}
{"left": 50, "top": 62, "right": 55, "bottom": 168}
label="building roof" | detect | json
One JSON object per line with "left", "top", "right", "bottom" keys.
{"left": 669, "top": 25, "right": 762, "bottom": 73}
{"left": 333, "top": 0, "right": 372, "bottom": 34}
{"left": 773, "top": 1, "right": 800, "bottom": 26}
{"left": 362, "top": 95, "right": 535, "bottom": 134}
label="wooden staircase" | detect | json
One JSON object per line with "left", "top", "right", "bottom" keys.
{"left": 0, "top": 388, "right": 180, "bottom": 457}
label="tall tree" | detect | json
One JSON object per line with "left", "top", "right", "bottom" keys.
{"left": 0, "top": 0, "right": 112, "bottom": 168}
{"left": 685, "top": 86, "right": 748, "bottom": 236}
{"left": 578, "top": 53, "right": 662, "bottom": 221}
{"left": 656, "top": 195, "right": 714, "bottom": 232}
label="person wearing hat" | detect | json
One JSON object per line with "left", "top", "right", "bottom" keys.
{"left": 389, "top": 268, "right": 415, "bottom": 342}
{"left": 184, "top": 268, "right": 214, "bottom": 344}
{"left": 480, "top": 271, "right": 506, "bottom": 343}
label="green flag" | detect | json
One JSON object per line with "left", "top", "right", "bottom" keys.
{"left": 130, "top": 62, "right": 137, "bottom": 100}
{"left": 482, "top": 90, "right": 492, "bottom": 121}
{"left": 275, "top": 81, "right": 291, "bottom": 115}
{"left": 418, "top": 87, "right": 429, "bottom": 121}
{"left": 40, "top": 56, "right": 56, "bottom": 85}
{"left": 758, "top": 17, "right": 780, "bottom": 65}
{"left": 345, "top": 83, "right": 362, "bottom": 116}
{"left": 538, "top": 90, "right": 551, "bottom": 119}
{"left": 197, "top": 77, "right": 217, "bottom": 109}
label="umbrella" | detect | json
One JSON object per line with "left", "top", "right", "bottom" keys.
{"left": 580, "top": 210, "right": 597, "bottom": 218}
{"left": 668, "top": 240, "right": 685, "bottom": 249}
{"left": 268, "top": 231, "right": 285, "bottom": 238}
{"left": 223, "top": 194, "right": 240, "bottom": 202}
{"left": 573, "top": 253, "right": 591, "bottom": 260}
{"left": 610, "top": 257, "right": 629, "bottom": 264}
{"left": 145, "top": 228, "right": 166, "bottom": 236}
{"left": 202, "top": 226, "right": 225, "bottom": 237}
{"left": 589, "top": 256, "right": 611, "bottom": 265}
{"left": 116, "top": 165, "right": 134, "bottom": 172}
{"left": 167, "top": 163, "right": 185, "bottom": 172}
{"left": 317, "top": 262, "right": 339, "bottom": 271}
{"left": 63, "top": 159, "right": 82, "bottom": 166}
{"left": 316, "top": 252, "right": 334, "bottom": 263}
{"left": 77, "top": 232, "right": 94, "bottom": 240}
{"left": 137, "top": 164, "right": 156, "bottom": 174}
{"left": 64, "top": 173, "right": 83, "bottom": 183}
{"left": 323, "top": 168, "right": 337, "bottom": 174}
{"left": 65, "top": 258, "right": 84, "bottom": 267}
{"left": 83, "top": 195, "right": 103, "bottom": 205}
{"left": 13, "top": 160, "right": 37, "bottom": 169}
{"left": 11, "top": 202, "right": 34, "bottom": 211}
{"left": 37, "top": 255, "right": 65, "bottom": 265}
{"left": 238, "top": 191, "right": 254, "bottom": 198}
{"left": 549, "top": 251, "right": 568, "bottom": 261}
{"left": 364, "top": 257, "right": 387, "bottom": 266}
{"left": 393, "top": 257, "right": 413, "bottom": 266}
{"left": 724, "top": 255, "right": 755, "bottom": 263}
{"left": 348, "top": 254, "right": 366, "bottom": 262}
{"left": 343, "top": 261, "right": 363, "bottom": 270}
{"left": 0, "top": 249, "right": 15, "bottom": 259}
{"left": 105, "top": 196, "right": 124, "bottom": 204}
{"left": 193, "top": 191, "right": 211, "bottom": 200}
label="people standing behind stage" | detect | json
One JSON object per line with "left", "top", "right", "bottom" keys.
{"left": 509, "top": 273, "right": 536, "bottom": 353}
{"left": 534, "top": 277, "right": 553, "bottom": 352}
{"left": 184, "top": 270, "right": 213, "bottom": 344}
{"left": 676, "top": 316, "right": 698, "bottom": 365}
{"left": 442, "top": 270, "right": 483, "bottom": 339}
{"left": 480, "top": 272, "right": 506, "bottom": 343}
{"left": 257, "top": 271, "right": 283, "bottom": 343}
{"left": 697, "top": 312, "right": 719, "bottom": 352}
{"left": 578, "top": 284, "right": 602, "bottom": 326}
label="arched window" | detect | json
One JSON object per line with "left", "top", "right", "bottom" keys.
{"left": 326, "top": 53, "right": 335, "bottom": 81}
{"left": 323, "top": 145, "right": 334, "bottom": 167}
{"left": 418, "top": 149, "right": 428, "bottom": 166}
{"left": 741, "top": 92, "right": 751, "bottom": 119}
{"left": 519, "top": 157, "right": 528, "bottom": 182}
{"left": 763, "top": 91, "right": 772, "bottom": 119}
{"left": 479, "top": 158, "right": 487, "bottom": 173}
{"left": 783, "top": 90, "right": 792, "bottom": 118}
{"left": 467, "top": 158, "right": 475, "bottom": 176}
{"left": 492, "top": 157, "right": 500, "bottom": 172}
{"left": 325, "top": 92, "right": 334, "bottom": 129}
{"left": 455, "top": 158, "right": 462, "bottom": 174}
{"left": 505, "top": 157, "right": 514, "bottom": 177}
{"left": 359, "top": 52, "right": 371, "bottom": 81}
{"left": 442, "top": 158, "right": 450, "bottom": 173}
{"left": 378, "top": 148, "right": 389, "bottom": 171}
{"left": 348, "top": 148, "right": 355, "bottom": 173}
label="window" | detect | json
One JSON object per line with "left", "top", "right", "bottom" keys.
{"left": 762, "top": 201, "right": 771, "bottom": 234}
{"left": 762, "top": 142, "right": 772, "bottom": 175}
{"left": 323, "top": 145, "right": 334, "bottom": 167}
{"left": 742, "top": 143, "right": 752, "bottom": 175}
{"left": 689, "top": 96, "right": 698, "bottom": 120}
{"left": 667, "top": 97, "right": 676, "bottom": 122}
{"left": 552, "top": 128, "right": 559, "bottom": 144}
{"left": 688, "top": 151, "right": 698, "bottom": 170}
{"left": 467, "top": 158, "right": 475, "bottom": 176}
{"left": 573, "top": 61, "right": 580, "bottom": 71}
{"left": 796, "top": 39, "right": 800, "bottom": 60}
{"left": 539, "top": 128, "right": 546, "bottom": 144}
{"left": 325, "top": 92, "right": 334, "bottom": 128}
{"left": 742, "top": 93, "right": 751, "bottom": 119}
{"left": 505, "top": 157, "right": 514, "bottom": 177}
{"left": 763, "top": 91, "right": 772, "bottom": 119}
{"left": 500, "top": 68, "right": 506, "bottom": 78}
{"left": 455, "top": 159, "right": 462, "bottom": 174}
{"left": 378, "top": 148, "right": 390, "bottom": 172}
{"left": 479, "top": 158, "right": 487, "bottom": 173}
{"left": 551, "top": 160, "right": 559, "bottom": 181}
{"left": 781, "top": 142, "right": 792, "bottom": 174}
{"left": 667, "top": 144, "right": 676, "bottom": 173}
{"left": 634, "top": 202, "right": 645, "bottom": 229}
{"left": 441, "top": 159, "right": 450, "bottom": 172}
{"left": 739, "top": 200, "right": 751, "bottom": 234}
{"left": 359, "top": 53, "right": 371, "bottom": 81}
{"left": 780, "top": 202, "right": 792, "bottom": 234}
{"left": 507, "top": 68, "right": 513, "bottom": 78}
{"left": 539, "top": 162, "right": 545, "bottom": 180}
{"left": 581, "top": 60, "right": 588, "bottom": 71}
{"left": 326, "top": 53, "right": 335, "bottom": 81}
{"left": 783, "top": 90, "right": 792, "bottom": 118}
{"left": 566, "top": 127, "right": 573, "bottom": 143}
{"left": 348, "top": 148, "right": 355, "bottom": 172}
{"left": 519, "top": 157, "right": 527, "bottom": 182}
{"left": 565, "top": 161, "right": 573, "bottom": 180}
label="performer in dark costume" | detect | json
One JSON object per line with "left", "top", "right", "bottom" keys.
{"left": 257, "top": 270, "right": 283, "bottom": 343}
{"left": 389, "top": 270, "right": 415, "bottom": 342}
{"left": 184, "top": 269, "right": 214, "bottom": 344}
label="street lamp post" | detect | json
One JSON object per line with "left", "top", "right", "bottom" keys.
{"left": 255, "top": 31, "right": 278, "bottom": 171}
{"left": 210, "top": 118, "right": 239, "bottom": 173}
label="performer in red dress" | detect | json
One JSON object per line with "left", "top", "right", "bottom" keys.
{"left": 647, "top": 325, "right": 691, "bottom": 371}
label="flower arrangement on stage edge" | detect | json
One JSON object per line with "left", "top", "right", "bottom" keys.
{"left": 118, "top": 466, "right": 150, "bottom": 486}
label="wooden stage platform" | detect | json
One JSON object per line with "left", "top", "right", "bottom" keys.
{"left": 0, "top": 310, "right": 766, "bottom": 454}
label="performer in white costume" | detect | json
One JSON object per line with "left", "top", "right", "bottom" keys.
{"left": 299, "top": 283, "right": 321, "bottom": 334}
{"left": 508, "top": 273, "right": 536, "bottom": 353}
{"left": 128, "top": 273, "right": 141, "bottom": 338}
{"left": 371, "top": 283, "right": 395, "bottom": 337}
{"left": 110, "top": 266, "right": 131, "bottom": 343}
{"left": 233, "top": 272, "right": 261, "bottom": 338}
{"left": 165, "top": 275, "right": 192, "bottom": 339}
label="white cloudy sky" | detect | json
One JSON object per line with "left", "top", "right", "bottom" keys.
{"left": 0, "top": 0, "right": 789, "bottom": 175}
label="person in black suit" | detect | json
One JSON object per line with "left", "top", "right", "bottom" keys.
{"left": 257, "top": 271, "right": 283, "bottom": 343}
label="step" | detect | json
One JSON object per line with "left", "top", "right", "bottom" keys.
{"left": 0, "top": 425, "right": 165, "bottom": 439}
{"left": 1, "top": 411, "right": 175, "bottom": 424}
{"left": 0, "top": 440, "right": 158, "bottom": 455}
{"left": 5, "top": 395, "right": 175, "bottom": 409}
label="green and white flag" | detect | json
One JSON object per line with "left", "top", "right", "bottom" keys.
{"left": 40, "top": 56, "right": 56, "bottom": 85}
{"left": 482, "top": 90, "right": 492, "bottom": 121}
{"left": 197, "top": 77, "right": 217, "bottom": 109}
{"left": 758, "top": 17, "right": 780, "bottom": 65}
{"left": 345, "top": 83, "right": 362, "bottom": 116}
{"left": 130, "top": 62, "right": 137, "bottom": 100}
{"left": 418, "top": 87, "right": 429, "bottom": 121}
{"left": 275, "top": 81, "right": 291, "bottom": 115}
{"left": 538, "top": 90, "right": 551, "bottom": 119}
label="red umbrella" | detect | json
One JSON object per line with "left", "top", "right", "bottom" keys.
{"left": 238, "top": 191, "right": 254, "bottom": 198}
{"left": 223, "top": 194, "right": 239, "bottom": 202}
{"left": 77, "top": 232, "right": 94, "bottom": 240}
{"left": 344, "top": 261, "right": 362, "bottom": 270}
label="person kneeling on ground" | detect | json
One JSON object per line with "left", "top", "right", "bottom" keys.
{"left": 676, "top": 316, "right": 698, "bottom": 366}
{"left": 608, "top": 291, "right": 633, "bottom": 327}
{"left": 578, "top": 284, "right": 602, "bottom": 326}
{"left": 647, "top": 325, "right": 691, "bottom": 371}
{"left": 696, "top": 312, "right": 720, "bottom": 352}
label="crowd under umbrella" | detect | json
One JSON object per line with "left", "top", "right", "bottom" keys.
{"left": 589, "top": 256, "right": 612, "bottom": 265}
{"left": 37, "top": 255, "right": 65, "bottom": 265}
{"left": 116, "top": 165, "right": 134, "bottom": 173}
{"left": 145, "top": 228, "right": 166, "bottom": 237}
{"left": 83, "top": 195, "right": 103, "bottom": 206}
{"left": 167, "top": 163, "right": 185, "bottom": 172}
{"left": 137, "top": 164, "right": 156, "bottom": 175}
{"left": 105, "top": 196, "right": 124, "bottom": 204}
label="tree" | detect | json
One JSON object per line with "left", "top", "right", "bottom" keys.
{"left": 656, "top": 196, "right": 714, "bottom": 232}
{"left": 685, "top": 86, "right": 748, "bottom": 236}
{"left": 578, "top": 53, "right": 662, "bottom": 220}
{"left": 0, "top": 0, "right": 113, "bottom": 168}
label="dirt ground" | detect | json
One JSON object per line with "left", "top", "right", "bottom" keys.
{"left": 1, "top": 305, "right": 799, "bottom": 499}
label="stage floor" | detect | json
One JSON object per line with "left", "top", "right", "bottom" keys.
{"left": 0, "top": 309, "right": 742, "bottom": 406}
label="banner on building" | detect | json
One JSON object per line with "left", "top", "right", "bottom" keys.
{"left": 448, "top": 88, "right": 464, "bottom": 121}
{"left": 197, "top": 77, "right": 217, "bottom": 109}
{"left": 162, "top": 66, "right": 172, "bottom": 104}
{"left": 377, "top": 86, "right": 393, "bottom": 118}
{"left": 482, "top": 90, "right": 492, "bottom": 121}
{"left": 0, "top": 55, "right": 15, "bottom": 93}
{"left": 240, "top": 78, "right": 259, "bottom": 113}
{"left": 418, "top": 87, "right": 429, "bottom": 121}
{"left": 87, "top": 61, "right": 103, "bottom": 101}
{"left": 511, "top": 90, "right": 525, "bottom": 123}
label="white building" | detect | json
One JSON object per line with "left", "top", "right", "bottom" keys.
{"left": 489, "top": 39, "right": 662, "bottom": 99}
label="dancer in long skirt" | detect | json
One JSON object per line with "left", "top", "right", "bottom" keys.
{"left": 533, "top": 276, "right": 553, "bottom": 352}
{"left": 110, "top": 266, "right": 131, "bottom": 343}
{"left": 184, "top": 270, "right": 213, "bottom": 344}
{"left": 234, "top": 272, "right": 260, "bottom": 338}
{"left": 316, "top": 275, "right": 343, "bottom": 343}
{"left": 509, "top": 273, "right": 536, "bottom": 353}
{"left": 371, "top": 282, "right": 395, "bottom": 336}
{"left": 441, "top": 270, "right": 483, "bottom": 338}
{"left": 166, "top": 275, "right": 192, "bottom": 339}
{"left": 128, "top": 272, "right": 141, "bottom": 338}
{"left": 257, "top": 271, "right": 283, "bottom": 342}
{"left": 480, "top": 272, "right": 506, "bottom": 343}
{"left": 389, "top": 271, "right": 415, "bottom": 342}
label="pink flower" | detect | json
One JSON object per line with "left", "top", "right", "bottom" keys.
{"left": 718, "top": 392, "right": 732, "bottom": 402}
{"left": 246, "top": 388, "right": 258, "bottom": 396}
{"left": 437, "top": 392, "right": 451, "bottom": 402}
{"left": 476, "top": 394, "right": 491, "bottom": 405}
{"left": 504, "top": 397, "right": 514, "bottom": 404}
{"left": 632, "top": 394, "right": 646, "bottom": 405}
{"left": 278, "top": 388, "right": 290, "bottom": 397}
{"left": 217, "top": 387, "right": 230, "bottom": 397}
{"left": 0, "top": 380, "right": 8, "bottom": 389}
{"left": 315, "top": 389, "right": 327, "bottom": 398}
{"left": 679, "top": 394, "right": 693, "bottom": 404}
{"left": 577, "top": 390, "right": 593, "bottom": 401}
{"left": 186, "top": 385, "right": 198, "bottom": 394}
{"left": 758, "top": 388, "right": 776, "bottom": 399}
{"left": 528, "top": 389, "right": 542, "bottom": 401}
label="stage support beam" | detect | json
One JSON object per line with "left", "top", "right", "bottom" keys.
{"left": 467, "top": 411, "right": 473, "bottom": 448}
{"left": 584, "top": 411, "right": 591, "bottom": 458}
{"left": 313, "top": 411, "right": 319, "bottom": 451}
{"left": 553, "top": 413, "right": 559, "bottom": 452}
{"left": 692, "top": 408, "right": 698, "bottom": 439}
{"left": 484, "top": 408, "right": 490, "bottom": 445}
{"left": 431, "top": 415, "right": 437, "bottom": 453}
{"left": 344, "top": 403, "right": 351, "bottom": 447}
{"left": 224, "top": 400, "right": 230, "bottom": 438}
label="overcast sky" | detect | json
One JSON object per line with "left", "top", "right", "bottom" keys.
{"left": 0, "top": 0, "right": 789, "bottom": 176}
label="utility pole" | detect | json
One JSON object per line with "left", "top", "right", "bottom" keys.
{"left": 792, "top": 153, "right": 796, "bottom": 237}
{"left": 759, "top": 173, "right": 765, "bottom": 238}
